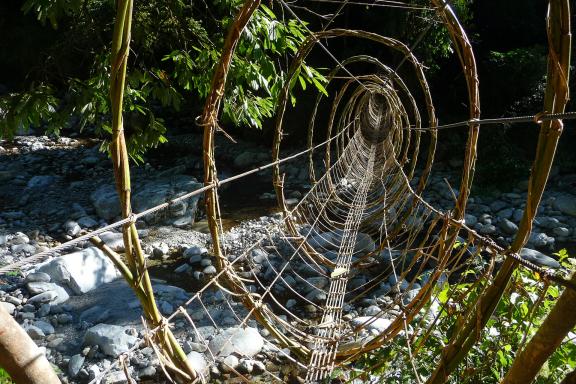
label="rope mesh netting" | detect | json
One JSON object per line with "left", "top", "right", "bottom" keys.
{"left": 191, "top": 0, "right": 571, "bottom": 382}
{"left": 0, "top": 0, "right": 572, "bottom": 383}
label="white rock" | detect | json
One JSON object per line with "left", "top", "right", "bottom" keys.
{"left": 100, "top": 231, "right": 125, "bottom": 252}
{"left": 26, "top": 283, "right": 69, "bottom": 305}
{"left": 84, "top": 324, "right": 137, "bottom": 357}
{"left": 68, "top": 354, "right": 85, "bottom": 378}
{"left": 239, "top": 359, "right": 254, "bottom": 374}
{"left": 363, "top": 305, "right": 382, "bottom": 317}
{"left": 183, "top": 246, "right": 208, "bottom": 258}
{"left": 350, "top": 317, "right": 392, "bottom": 333}
{"left": 11, "top": 232, "right": 29, "bottom": 245}
{"left": 103, "top": 371, "right": 128, "bottom": 384}
{"left": 221, "top": 355, "right": 240, "bottom": 373}
{"left": 208, "top": 327, "right": 264, "bottom": 358}
{"left": 36, "top": 247, "right": 120, "bottom": 295}
{"left": 64, "top": 220, "right": 81, "bottom": 236}
{"left": 187, "top": 351, "right": 209, "bottom": 379}
{"left": 25, "top": 272, "right": 51, "bottom": 283}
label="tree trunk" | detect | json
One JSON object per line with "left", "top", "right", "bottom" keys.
{"left": 501, "top": 273, "right": 576, "bottom": 384}
{"left": 0, "top": 305, "right": 61, "bottom": 384}
{"left": 561, "top": 368, "right": 576, "bottom": 384}
{"left": 426, "top": 0, "right": 571, "bottom": 381}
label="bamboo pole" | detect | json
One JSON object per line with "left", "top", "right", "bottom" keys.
{"left": 0, "top": 305, "right": 61, "bottom": 384}
{"left": 108, "top": 0, "right": 196, "bottom": 381}
{"left": 426, "top": 1, "right": 571, "bottom": 383}
{"left": 501, "top": 275, "right": 576, "bottom": 384}
{"left": 431, "top": 0, "right": 480, "bottom": 221}
{"left": 201, "top": 0, "right": 262, "bottom": 272}
{"left": 199, "top": 0, "right": 312, "bottom": 358}
{"left": 561, "top": 368, "right": 576, "bottom": 384}
{"left": 499, "top": 1, "right": 572, "bottom": 381}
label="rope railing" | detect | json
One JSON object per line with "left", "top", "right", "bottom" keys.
{"left": 1, "top": 0, "right": 574, "bottom": 383}
{"left": 0, "top": 126, "right": 349, "bottom": 274}
{"left": 410, "top": 110, "right": 576, "bottom": 131}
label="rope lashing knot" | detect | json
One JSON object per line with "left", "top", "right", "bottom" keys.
{"left": 127, "top": 213, "right": 137, "bottom": 224}
{"left": 158, "top": 316, "right": 172, "bottom": 331}
{"left": 533, "top": 111, "right": 548, "bottom": 124}
{"left": 195, "top": 115, "right": 211, "bottom": 127}
{"left": 468, "top": 117, "right": 480, "bottom": 126}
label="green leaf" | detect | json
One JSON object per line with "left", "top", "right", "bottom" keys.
{"left": 298, "top": 75, "right": 307, "bottom": 91}
{"left": 260, "top": 4, "right": 276, "bottom": 19}
{"left": 312, "top": 77, "right": 328, "bottom": 97}
{"left": 438, "top": 284, "right": 450, "bottom": 304}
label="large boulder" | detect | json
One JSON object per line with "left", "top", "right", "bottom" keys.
{"left": 27, "top": 175, "right": 58, "bottom": 189}
{"left": 153, "top": 284, "right": 188, "bottom": 302}
{"left": 553, "top": 194, "right": 576, "bottom": 216}
{"left": 499, "top": 218, "right": 518, "bottom": 235}
{"left": 233, "top": 151, "right": 268, "bottom": 169}
{"left": 208, "top": 327, "right": 264, "bottom": 358}
{"left": 307, "top": 231, "right": 375, "bottom": 255}
{"left": 520, "top": 248, "right": 560, "bottom": 269}
{"left": 91, "top": 177, "right": 202, "bottom": 223}
{"left": 99, "top": 231, "right": 125, "bottom": 252}
{"left": 84, "top": 324, "right": 137, "bottom": 357}
{"left": 35, "top": 247, "right": 120, "bottom": 295}
{"left": 187, "top": 351, "right": 210, "bottom": 379}
{"left": 134, "top": 177, "right": 202, "bottom": 224}
{"left": 25, "top": 282, "right": 70, "bottom": 305}
{"left": 91, "top": 185, "right": 121, "bottom": 221}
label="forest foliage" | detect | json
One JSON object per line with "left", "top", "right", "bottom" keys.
{"left": 0, "top": 0, "right": 327, "bottom": 161}
{"left": 0, "top": 0, "right": 570, "bottom": 171}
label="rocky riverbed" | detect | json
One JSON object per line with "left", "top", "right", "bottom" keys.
{"left": 1, "top": 134, "right": 575, "bottom": 383}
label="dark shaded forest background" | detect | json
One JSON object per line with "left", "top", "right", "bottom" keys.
{"left": 0, "top": 0, "right": 574, "bottom": 187}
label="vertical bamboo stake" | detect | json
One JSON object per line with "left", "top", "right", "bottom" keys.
{"left": 426, "top": 0, "right": 571, "bottom": 383}
{"left": 201, "top": 0, "right": 261, "bottom": 273}
{"left": 499, "top": 1, "right": 571, "bottom": 381}
{"left": 431, "top": 0, "right": 480, "bottom": 221}
{"left": 199, "top": 0, "right": 307, "bottom": 357}
{"left": 0, "top": 305, "right": 61, "bottom": 384}
{"left": 501, "top": 275, "right": 576, "bottom": 383}
{"left": 108, "top": 0, "right": 196, "bottom": 381}
{"left": 560, "top": 368, "right": 576, "bottom": 384}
